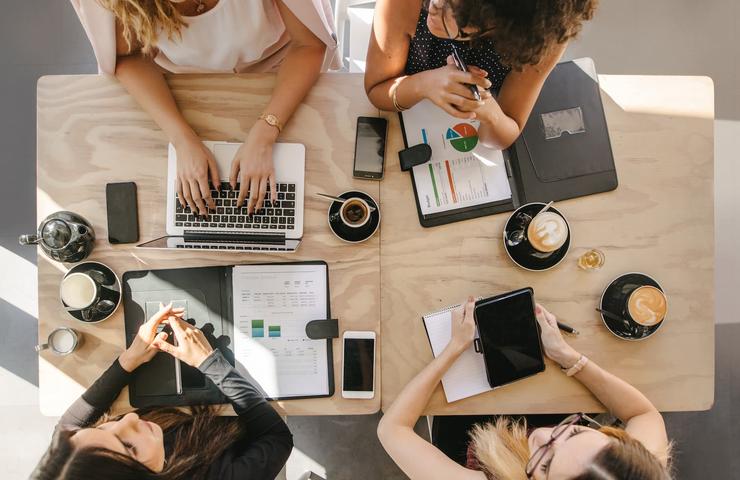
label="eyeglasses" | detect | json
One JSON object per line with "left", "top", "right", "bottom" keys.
{"left": 425, "top": 0, "right": 493, "bottom": 41}
{"left": 524, "top": 413, "right": 603, "bottom": 478}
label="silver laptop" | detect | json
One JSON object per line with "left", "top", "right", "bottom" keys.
{"left": 138, "top": 140, "right": 305, "bottom": 252}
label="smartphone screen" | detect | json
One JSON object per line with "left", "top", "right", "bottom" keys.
{"left": 475, "top": 290, "right": 544, "bottom": 387}
{"left": 353, "top": 117, "right": 387, "bottom": 180}
{"left": 343, "top": 337, "right": 375, "bottom": 392}
{"left": 106, "top": 182, "right": 139, "bottom": 244}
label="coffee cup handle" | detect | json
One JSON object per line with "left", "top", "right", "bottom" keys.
{"left": 35, "top": 343, "right": 49, "bottom": 353}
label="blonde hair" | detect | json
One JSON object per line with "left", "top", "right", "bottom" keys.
{"left": 468, "top": 418, "right": 673, "bottom": 480}
{"left": 97, "top": 0, "right": 187, "bottom": 54}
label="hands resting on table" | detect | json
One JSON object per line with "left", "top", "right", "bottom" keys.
{"left": 118, "top": 302, "right": 216, "bottom": 373}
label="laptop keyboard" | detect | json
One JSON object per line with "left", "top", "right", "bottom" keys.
{"left": 174, "top": 181, "right": 297, "bottom": 231}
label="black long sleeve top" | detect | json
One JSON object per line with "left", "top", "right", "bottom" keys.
{"left": 58, "top": 350, "right": 293, "bottom": 479}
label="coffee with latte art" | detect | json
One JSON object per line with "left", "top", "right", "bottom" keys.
{"left": 526, "top": 212, "right": 568, "bottom": 253}
{"left": 627, "top": 286, "right": 667, "bottom": 326}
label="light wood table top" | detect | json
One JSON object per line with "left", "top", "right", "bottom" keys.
{"left": 37, "top": 73, "right": 381, "bottom": 416}
{"left": 380, "top": 75, "right": 715, "bottom": 414}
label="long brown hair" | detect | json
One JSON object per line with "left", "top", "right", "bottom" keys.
{"left": 32, "top": 406, "right": 243, "bottom": 480}
{"left": 469, "top": 417, "right": 672, "bottom": 480}
{"left": 97, "top": 0, "right": 187, "bottom": 54}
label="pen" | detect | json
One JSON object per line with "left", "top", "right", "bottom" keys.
{"left": 450, "top": 44, "right": 481, "bottom": 101}
{"left": 557, "top": 321, "right": 580, "bottom": 335}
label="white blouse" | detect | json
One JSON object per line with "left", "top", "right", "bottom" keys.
{"left": 155, "top": 0, "right": 290, "bottom": 73}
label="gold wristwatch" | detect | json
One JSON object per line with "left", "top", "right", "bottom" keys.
{"left": 259, "top": 113, "right": 283, "bottom": 133}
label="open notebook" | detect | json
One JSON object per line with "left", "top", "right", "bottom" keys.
{"left": 123, "top": 262, "right": 335, "bottom": 407}
{"left": 422, "top": 302, "right": 492, "bottom": 403}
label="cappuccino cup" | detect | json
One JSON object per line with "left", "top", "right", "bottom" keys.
{"left": 60, "top": 272, "right": 100, "bottom": 310}
{"left": 35, "top": 327, "right": 82, "bottom": 356}
{"left": 526, "top": 211, "right": 569, "bottom": 253}
{"left": 626, "top": 286, "right": 667, "bottom": 327}
{"left": 339, "top": 198, "right": 371, "bottom": 229}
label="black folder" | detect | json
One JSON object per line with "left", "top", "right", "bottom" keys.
{"left": 399, "top": 57, "right": 617, "bottom": 227}
{"left": 122, "top": 261, "right": 336, "bottom": 408}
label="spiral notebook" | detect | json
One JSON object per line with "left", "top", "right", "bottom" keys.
{"left": 421, "top": 301, "right": 492, "bottom": 403}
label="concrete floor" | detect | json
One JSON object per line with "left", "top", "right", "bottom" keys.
{"left": 1, "top": 1, "right": 738, "bottom": 478}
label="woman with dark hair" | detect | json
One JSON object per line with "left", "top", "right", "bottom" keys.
{"left": 378, "top": 298, "right": 672, "bottom": 480}
{"left": 365, "top": 0, "right": 597, "bottom": 149}
{"left": 32, "top": 303, "right": 292, "bottom": 480}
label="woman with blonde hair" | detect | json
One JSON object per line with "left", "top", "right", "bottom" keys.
{"left": 378, "top": 298, "right": 672, "bottom": 479}
{"left": 70, "top": 0, "right": 337, "bottom": 215}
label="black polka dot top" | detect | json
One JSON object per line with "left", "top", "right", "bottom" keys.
{"left": 404, "top": 8, "right": 511, "bottom": 92}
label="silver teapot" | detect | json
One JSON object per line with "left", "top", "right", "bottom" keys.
{"left": 19, "top": 211, "right": 95, "bottom": 263}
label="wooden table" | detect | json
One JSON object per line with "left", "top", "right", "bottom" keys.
{"left": 380, "top": 75, "right": 715, "bottom": 414}
{"left": 38, "top": 73, "right": 715, "bottom": 417}
{"left": 36, "top": 73, "right": 381, "bottom": 416}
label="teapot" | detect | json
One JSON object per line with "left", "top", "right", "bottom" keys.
{"left": 19, "top": 211, "right": 95, "bottom": 263}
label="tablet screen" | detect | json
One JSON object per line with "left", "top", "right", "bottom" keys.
{"left": 475, "top": 289, "right": 544, "bottom": 387}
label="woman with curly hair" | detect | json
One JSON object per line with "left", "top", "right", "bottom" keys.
{"left": 32, "top": 303, "right": 292, "bottom": 479}
{"left": 365, "top": 0, "right": 597, "bottom": 149}
{"left": 378, "top": 298, "right": 672, "bottom": 479}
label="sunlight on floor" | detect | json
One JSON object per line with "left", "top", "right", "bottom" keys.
{"left": 0, "top": 245, "right": 38, "bottom": 318}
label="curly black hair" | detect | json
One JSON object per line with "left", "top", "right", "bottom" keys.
{"left": 447, "top": 0, "right": 598, "bottom": 70}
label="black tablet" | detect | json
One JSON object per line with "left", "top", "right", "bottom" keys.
{"left": 473, "top": 288, "right": 545, "bottom": 388}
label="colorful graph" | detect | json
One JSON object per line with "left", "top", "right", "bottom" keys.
{"left": 251, "top": 319, "right": 264, "bottom": 338}
{"left": 268, "top": 325, "right": 282, "bottom": 338}
{"left": 445, "top": 123, "right": 478, "bottom": 152}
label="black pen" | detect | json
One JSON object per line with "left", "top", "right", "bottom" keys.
{"left": 557, "top": 321, "right": 580, "bottom": 335}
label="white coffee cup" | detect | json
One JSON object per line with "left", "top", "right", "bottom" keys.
{"left": 339, "top": 198, "right": 371, "bottom": 229}
{"left": 60, "top": 272, "right": 99, "bottom": 310}
{"left": 35, "top": 327, "right": 81, "bottom": 355}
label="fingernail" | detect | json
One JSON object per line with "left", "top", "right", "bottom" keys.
{"left": 535, "top": 306, "right": 542, "bottom": 314}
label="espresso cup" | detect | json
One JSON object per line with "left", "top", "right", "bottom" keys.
{"left": 526, "top": 211, "right": 569, "bottom": 254}
{"left": 339, "top": 198, "right": 371, "bottom": 229}
{"left": 625, "top": 285, "right": 668, "bottom": 327}
{"left": 35, "top": 327, "right": 82, "bottom": 355}
{"left": 60, "top": 272, "right": 100, "bottom": 311}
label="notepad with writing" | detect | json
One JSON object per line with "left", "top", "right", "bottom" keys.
{"left": 422, "top": 304, "right": 492, "bottom": 403}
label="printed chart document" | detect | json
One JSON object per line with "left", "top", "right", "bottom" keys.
{"left": 232, "top": 264, "right": 329, "bottom": 399}
{"left": 423, "top": 305, "right": 491, "bottom": 402}
{"left": 401, "top": 100, "right": 512, "bottom": 216}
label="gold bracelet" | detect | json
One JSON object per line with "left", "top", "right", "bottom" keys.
{"left": 391, "top": 82, "right": 409, "bottom": 112}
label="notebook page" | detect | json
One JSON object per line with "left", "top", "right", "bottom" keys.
{"left": 402, "top": 100, "right": 512, "bottom": 216}
{"left": 232, "top": 264, "right": 329, "bottom": 399}
{"left": 424, "top": 309, "right": 492, "bottom": 403}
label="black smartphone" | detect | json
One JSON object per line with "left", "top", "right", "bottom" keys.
{"left": 106, "top": 182, "right": 139, "bottom": 244}
{"left": 473, "top": 288, "right": 545, "bottom": 389}
{"left": 353, "top": 116, "right": 388, "bottom": 180}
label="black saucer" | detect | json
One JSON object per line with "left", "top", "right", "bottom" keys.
{"left": 328, "top": 191, "right": 380, "bottom": 243}
{"left": 503, "top": 203, "right": 571, "bottom": 271}
{"left": 599, "top": 273, "right": 665, "bottom": 341}
{"left": 63, "top": 261, "right": 121, "bottom": 323}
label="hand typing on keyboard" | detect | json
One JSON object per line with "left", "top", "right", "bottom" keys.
{"left": 174, "top": 135, "right": 220, "bottom": 216}
{"left": 230, "top": 122, "right": 279, "bottom": 215}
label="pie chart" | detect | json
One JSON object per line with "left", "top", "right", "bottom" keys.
{"left": 446, "top": 123, "right": 478, "bottom": 152}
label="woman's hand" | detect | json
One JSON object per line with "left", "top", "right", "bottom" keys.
{"left": 447, "top": 296, "right": 477, "bottom": 355}
{"left": 119, "top": 302, "right": 185, "bottom": 372}
{"left": 153, "top": 316, "right": 214, "bottom": 368}
{"left": 174, "top": 133, "right": 220, "bottom": 216}
{"left": 230, "top": 121, "right": 280, "bottom": 215}
{"left": 418, "top": 57, "right": 490, "bottom": 119}
{"left": 534, "top": 304, "right": 581, "bottom": 368}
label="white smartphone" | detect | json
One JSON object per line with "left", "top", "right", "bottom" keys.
{"left": 341, "top": 330, "right": 376, "bottom": 399}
